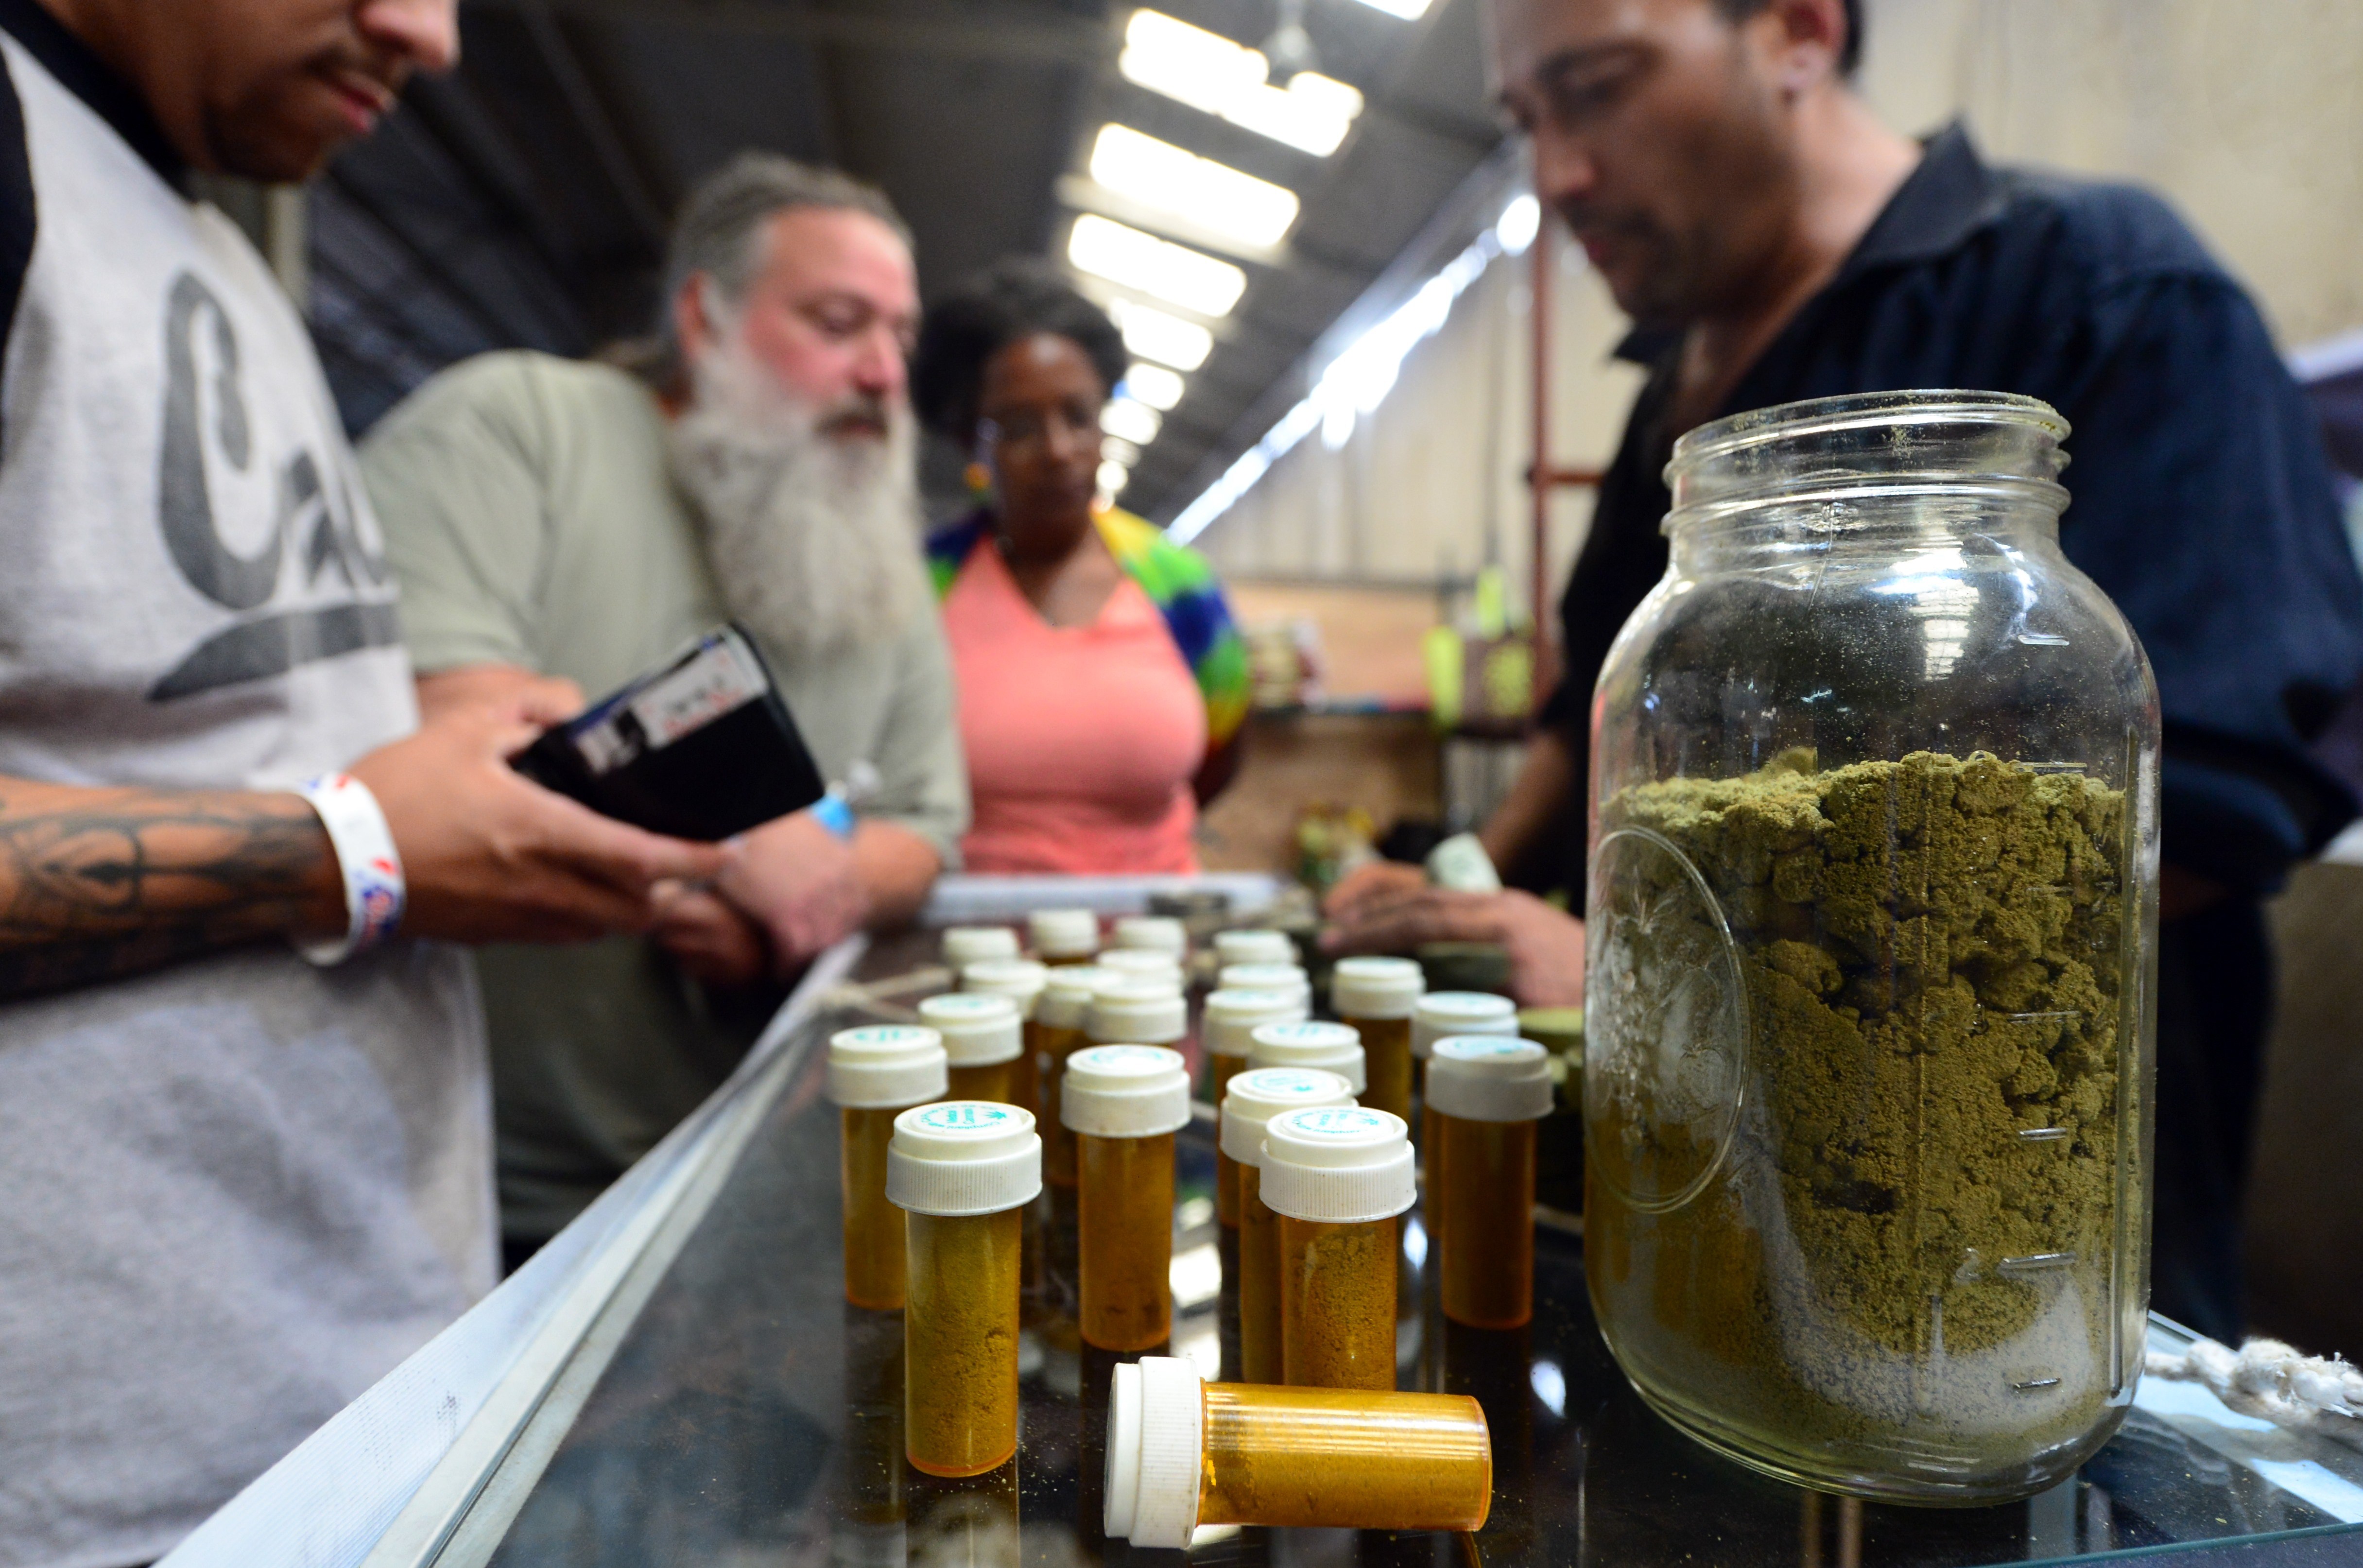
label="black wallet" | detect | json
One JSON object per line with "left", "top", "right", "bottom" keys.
{"left": 509, "top": 624, "right": 826, "bottom": 842}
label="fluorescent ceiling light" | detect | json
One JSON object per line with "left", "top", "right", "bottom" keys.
{"left": 1098, "top": 460, "right": 1132, "bottom": 498}
{"left": 1110, "top": 298, "right": 1214, "bottom": 371}
{"left": 1069, "top": 214, "right": 1246, "bottom": 318}
{"left": 1103, "top": 396, "right": 1163, "bottom": 446}
{"left": 1103, "top": 434, "right": 1142, "bottom": 466}
{"left": 1347, "top": 0, "right": 1432, "bottom": 16}
{"left": 1121, "top": 361, "right": 1186, "bottom": 412}
{"left": 1121, "top": 10, "right": 1363, "bottom": 157}
{"left": 1495, "top": 193, "right": 1541, "bottom": 257}
{"left": 1090, "top": 124, "right": 1300, "bottom": 250}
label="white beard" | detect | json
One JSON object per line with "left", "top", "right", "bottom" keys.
{"left": 666, "top": 334, "right": 926, "bottom": 663}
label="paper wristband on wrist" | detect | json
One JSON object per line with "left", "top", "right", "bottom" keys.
{"left": 292, "top": 774, "right": 405, "bottom": 966}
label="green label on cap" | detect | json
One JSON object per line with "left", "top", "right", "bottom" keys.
{"left": 843, "top": 1026, "right": 933, "bottom": 1045}
{"left": 916, "top": 1102, "right": 1015, "bottom": 1130}
{"left": 1437, "top": 1036, "right": 1530, "bottom": 1057}
{"left": 925, "top": 995, "right": 1007, "bottom": 1015}
{"left": 1291, "top": 1107, "right": 1387, "bottom": 1137}
{"left": 1243, "top": 1070, "right": 1332, "bottom": 1095}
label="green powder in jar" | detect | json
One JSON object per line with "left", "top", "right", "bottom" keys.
{"left": 1592, "top": 750, "right": 2135, "bottom": 1441}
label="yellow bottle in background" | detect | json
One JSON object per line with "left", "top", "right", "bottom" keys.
{"left": 1204, "top": 988, "right": 1311, "bottom": 1225}
{"left": 1063, "top": 1042, "right": 1192, "bottom": 1352}
{"left": 1220, "top": 1066, "right": 1356, "bottom": 1384}
{"left": 1427, "top": 1036, "right": 1552, "bottom": 1330}
{"left": 1261, "top": 1105, "right": 1415, "bottom": 1390}
{"left": 828, "top": 1024, "right": 949, "bottom": 1311}
{"left": 919, "top": 991, "right": 1025, "bottom": 1107}
{"left": 1332, "top": 956, "right": 1425, "bottom": 1123}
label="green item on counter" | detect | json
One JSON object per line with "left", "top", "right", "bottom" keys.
{"left": 1593, "top": 751, "right": 2129, "bottom": 1427}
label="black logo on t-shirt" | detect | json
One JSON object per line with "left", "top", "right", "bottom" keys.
{"left": 148, "top": 270, "right": 400, "bottom": 700}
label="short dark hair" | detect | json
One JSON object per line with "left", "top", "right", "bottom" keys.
{"left": 911, "top": 259, "right": 1132, "bottom": 442}
{"left": 1713, "top": 0, "right": 1862, "bottom": 76}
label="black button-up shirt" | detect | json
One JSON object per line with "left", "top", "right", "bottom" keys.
{"left": 1540, "top": 125, "right": 2363, "bottom": 898}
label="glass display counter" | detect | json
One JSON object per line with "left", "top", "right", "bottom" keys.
{"left": 169, "top": 919, "right": 2363, "bottom": 1568}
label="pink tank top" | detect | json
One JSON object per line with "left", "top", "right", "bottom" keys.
{"left": 942, "top": 539, "right": 1207, "bottom": 873}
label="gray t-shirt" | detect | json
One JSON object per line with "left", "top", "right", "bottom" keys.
{"left": 362, "top": 350, "right": 968, "bottom": 1241}
{"left": 0, "top": 32, "right": 492, "bottom": 1568}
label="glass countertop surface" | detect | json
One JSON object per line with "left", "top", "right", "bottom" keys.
{"left": 455, "top": 936, "right": 2363, "bottom": 1568}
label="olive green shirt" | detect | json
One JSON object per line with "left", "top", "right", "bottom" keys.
{"left": 362, "top": 349, "right": 968, "bottom": 1242}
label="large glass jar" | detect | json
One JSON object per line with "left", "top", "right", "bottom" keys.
{"left": 1582, "top": 391, "right": 2159, "bottom": 1504}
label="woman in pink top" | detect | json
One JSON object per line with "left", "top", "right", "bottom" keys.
{"left": 914, "top": 264, "right": 1248, "bottom": 874}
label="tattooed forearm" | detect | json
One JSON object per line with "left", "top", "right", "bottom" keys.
{"left": 0, "top": 781, "right": 343, "bottom": 999}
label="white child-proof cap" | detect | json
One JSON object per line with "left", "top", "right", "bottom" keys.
{"left": 1035, "top": 965, "right": 1111, "bottom": 1030}
{"left": 1099, "top": 949, "right": 1186, "bottom": 988}
{"left": 1214, "top": 928, "right": 1295, "bottom": 967}
{"left": 961, "top": 957, "right": 1049, "bottom": 1017}
{"left": 941, "top": 926, "right": 1019, "bottom": 967}
{"left": 885, "top": 1101, "right": 1041, "bottom": 1216}
{"left": 916, "top": 992, "right": 1024, "bottom": 1067}
{"left": 1060, "top": 1045, "right": 1192, "bottom": 1137}
{"left": 1331, "top": 955, "right": 1424, "bottom": 1019}
{"left": 1104, "top": 1356, "right": 1207, "bottom": 1547}
{"left": 1248, "top": 1019, "right": 1366, "bottom": 1093}
{"left": 1220, "top": 1066, "right": 1356, "bottom": 1166}
{"left": 1202, "top": 987, "right": 1310, "bottom": 1061}
{"left": 1259, "top": 1105, "right": 1416, "bottom": 1224}
{"left": 1088, "top": 982, "right": 1187, "bottom": 1044}
{"left": 1412, "top": 991, "right": 1520, "bottom": 1059}
{"left": 828, "top": 1025, "right": 948, "bottom": 1109}
{"left": 1113, "top": 915, "right": 1189, "bottom": 957}
{"left": 1425, "top": 1036, "right": 1554, "bottom": 1122}
{"left": 1219, "top": 962, "right": 1311, "bottom": 1005}
{"left": 1030, "top": 908, "right": 1101, "bottom": 959}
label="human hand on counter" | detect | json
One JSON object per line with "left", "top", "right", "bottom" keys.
{"left": 652, "top": 883, "right": 773, "bottom": 988}
{"left": 352, "top": 685, "right": 728, "bottom": 944}
{"left": 1320, "top": 886, "right": 1586, "bottom": 1008}
{"left": 1321, "top": 859, "right": 1428, "bottom": 921}
{"left": 713, "top": 810, "right": 871, "bottom": 973}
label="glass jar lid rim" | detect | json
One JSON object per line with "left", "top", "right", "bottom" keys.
{"left": 1671, "top": 389, "right": 2068, "bottom": 469}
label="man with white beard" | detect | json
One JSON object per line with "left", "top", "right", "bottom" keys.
{"left": 362, "top": 153, "right": 966, "bottom": 1265}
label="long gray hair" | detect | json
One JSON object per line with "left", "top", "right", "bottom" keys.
{"left": 616, "top": 152, "right": 912, "bottom": 389}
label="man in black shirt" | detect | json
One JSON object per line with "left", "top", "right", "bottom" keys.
{"left": 1325, "top": 0, "right": 2363, "bottom": 1341}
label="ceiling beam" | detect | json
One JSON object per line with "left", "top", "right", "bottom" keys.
{"left": 464, "top": 0, "right": 1113, "bottom": 66}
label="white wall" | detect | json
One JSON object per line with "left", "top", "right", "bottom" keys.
{"left": 1192, "top": 0, "right": 2363, "bottom": 603}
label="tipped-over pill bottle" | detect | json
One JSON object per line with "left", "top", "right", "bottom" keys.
{"left": 1214, "top": 928, "right": 1296, "bottom": 968}
{"left": 942, "top": 925, "right": 1020, "bottom": 968}
{"left": 961, "top": 957, "right": 1050, "bottom": 1113}
{"left": 887, "top": 1101, "right": 1041, "bottom": 1476}
{"left": 1331, "top": 957, "right": 1424, "bottom": 1123}
{"left": 919, "top": 992, "right": 1026, "bottom": 1108}
{"left": 1427, "top": 1036, "right": 1552, "bottom": 1330}
{"left": 1261, "top": 1105, "right": 1415, "bottom": 1389}
{"left": 1204, "top": 988, "right": 1312, "bottom": 1224}
{"left": 1103, "top": 1356, "right": 1492, "bottom": 1546}
{"left": 1032, "top": 965, "right": 1109, "bottom": 1187}
{"left": 1113, "top": 915, "right": 1188, "bottom": 958}
{"left": 1063, "top": 1043, "right": 1192, "bottom": 1351}
{"left": 1221, "top": 1067, "right": 1356, "bottom": 1384}
{"left": 1029, "top": 907, "right": 1100, "bottom": 965}
{"left": 1248, "top": 1019, "right": 1366, "bottom": 1095}
{"left": 1410, "top": 992, "right": 1519, "bottom": 1237}
{"left": 1219, "top": 961, "right": 1311, "bottom": 1010}
{"left": 829, "top": 1025, "right": 949, "bottom": 1310}
{"left": 1097, "top": 948, "right": 1186, "bottom": 990}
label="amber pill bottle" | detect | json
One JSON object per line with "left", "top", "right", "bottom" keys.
{"left": 1103, "top": 1356, "right": 1492, "bottom": 1546}
{"left": 1218, "top": 961, "right": 1311, "bottom": 1012}
{"left": 1220, "top": 1067, "right": 1356, "bottom": 1384}
{"left": 828, "top": 1024, "right": 949, "bottom": 1310}
{"left": 1427, "top": 1036, "right": 1552, "bottom": 1329}
{"left": 942, "top": 925, "right": 1020, "bottom": 969}
{"left": 959, "top": 957, "right": 1049, "bottom": 1120}
{"left": 1262, "top": 1105, "right": 1415, "bottom": 1390}
{"left": 887, "top": 1101, "right": 1042, "bottom": 1477}
{"left": 1331, "top": 956, "right": 1424, "bottom": 1123}
{"left": 1112, "top": 914, "right": 1189, "bottom": 960}
{"left": 1410, "top": 993, "right": 1519, "bottom": 1248}
{"left": 1062, "top": 1039, "right": 1191, "bottom": 1351}
{"left": 1029, "top": 907, "right": 1101, "bottom": 966}
{"left": 1031, "top": 965, "right": 1109, "bottom": 1188}
{"left": 1247, "top": 1019, "right": 1365, "bottom": 1096}
{"left": 919, "top": 991, "right": 1026, "bottom": 1107}
{"left": 1213, "top": 928, "right": 1296, "bottom": 968}
{"left": 1204, "top": 988, "right": 1311, "bottom": 1225}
